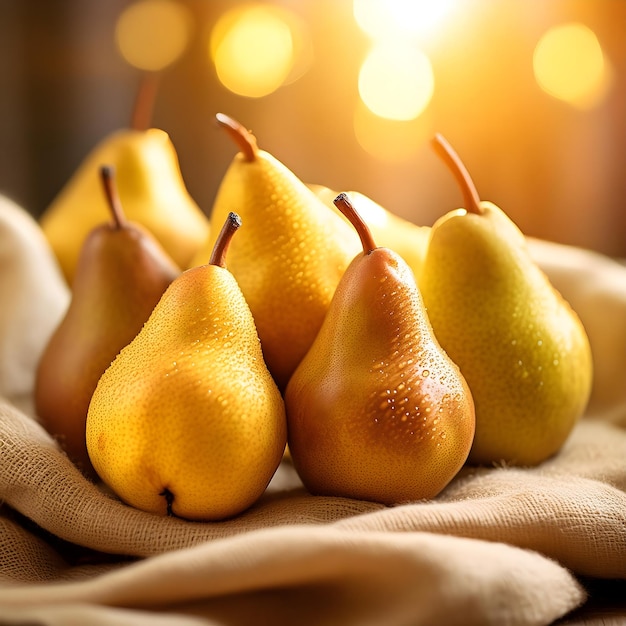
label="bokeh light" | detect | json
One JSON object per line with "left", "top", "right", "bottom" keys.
{"left": 115, "top": 0, "right": 193, "bottom": 71}
{"left": 533, "top": 22, "right": 611, "bottom": 109}
{"left": 358, "top": 43, "right": 434, "bottom": 121}
{"left": 210, "top": 4, "right": 311, "bottom": 98}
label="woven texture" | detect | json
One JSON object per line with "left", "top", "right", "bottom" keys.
{"left": 0, "top": 238, "right": 625, "bottom": 626}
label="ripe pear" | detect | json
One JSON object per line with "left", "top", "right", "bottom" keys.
{"left": 191, "top": 113, "right": 361, "bottom": 390}
{"left": 86, "top": 213, "right": 287, "bottom": 521}
{"left": 35, "top": 166, "right": 180, "bottom": 477}
{"left": 284, "top": 193, "right": 475, "bottom": 505}
{"left": 419, "top": 134, "right": 593, "bottom": 466}
{"left": 0, "top": 194, "right": 70, "bottom": 413}
{"left": 40, "top": 76, "right": 209, "bottom": 283}
{"left": 310, "top": 184, "right": 431, "bottom": 281}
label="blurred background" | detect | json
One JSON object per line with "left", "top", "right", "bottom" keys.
{"left": 0, "top": 0, "right": 624, "bottom": 257}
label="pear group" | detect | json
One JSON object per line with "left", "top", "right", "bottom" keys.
{"left": 28, "top": 104, "right": 597, "bottom": 518}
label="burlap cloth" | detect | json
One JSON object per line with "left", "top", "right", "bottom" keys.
{"left": 0, "top": 233, "right": 625, "bottom": 626}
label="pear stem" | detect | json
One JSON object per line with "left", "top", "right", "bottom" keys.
{"left": 99, "top": 165, "right": 127, "bottom": 230}
{"left": 432, "top": 133, "right": 483, "bottom": 215}
{"left": 209, "top": 212, "right": 242, "bottom": 268}
{"left": 333, "top": 193, "right": 377, "bottom": 255}
{"left": 131, "top": 72, "right": 160, "bottom": 131}
{"left": 215, "top": 113, "right": 258, "bottom": 162}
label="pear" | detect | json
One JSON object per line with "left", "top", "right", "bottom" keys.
{"left": 191, "top": 113, "right": 361, "bottom": 390}
{"left": 86, "top": 212, "right": 287, "bottom": 521}
{"left": 40, "top": 75, "right": 209, "bottom": 283}
{"left": 419, "top": 134, "right": 593, "bottom": 466}
{"left": 35, "top": 165, "right": 180, "bottom": 477}
{"left": 310, "top": 184, "right": 431, "bottom": 281}
{"left": 284, "top": 193, "right": 475, "bottom": 505}
{"left": 0, "top": 194, "right": 70, "bottom": 414}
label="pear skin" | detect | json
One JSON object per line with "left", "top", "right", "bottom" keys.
{"left": 284, "top": 193, "right": 475, "bottom": 505}
{"left": 35, "top": 166, "right": 180, "bottom": 477}
{"left": 419, "top": 134, "right": 593, "bottom": 466}
{"left": 309, "top": 184, "right": 431, "bottom": 281}
{"left": 86, "top": 213, "right": 287, "bottom": 521}
{"left": 40, "top": 128, "right": 208, "bottom": 284}
{"left": 192, "top": 114, "right": 361, "bottom": 390}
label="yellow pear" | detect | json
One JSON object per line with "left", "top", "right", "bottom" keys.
{"left": 310, "top": 184, "right": 431, "bottom": 280}
{"left": 192, "top": 113, "right": 361, "bottom": 390}
{"left": 40, "top": 76, "right": 209, "bottom": 283}
{"left": 284, "top": 193, "right": 475, "bottom": 505}
{"left": 86, "top": 213, "right": 287, "bottom": 521}
{"left": 35, "top": 166, "right": 180, "bottom": 478}
{"left": 419, "top": 134, "right": 593, "bottom": 466}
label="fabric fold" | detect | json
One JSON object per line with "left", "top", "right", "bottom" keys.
{"left": 0, "top": 525, "right": 586, "bottom": 626}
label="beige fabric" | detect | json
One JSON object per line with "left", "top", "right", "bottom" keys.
{"left": 0, "top": 237, "right": 625, "bottom": 625}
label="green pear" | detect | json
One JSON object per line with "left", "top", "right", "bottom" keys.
{"left": 191, "top": 113, "right": 361, "bottom": 390}
{"left": 40, "top": 76, "right": 209, "bottom": 283}
{"left": 285, "top": 193, "right": 475, "bottom": 505}
{"left": 310, "top": 184, "right": 431, "bottom": 281}
{"left": 419, "top": 134, "right": 593, "bottom": 466}
{"left": 35, "top": 166, "right": 180, "bottom": 477}
{"left": 86, "top": 212, "right": 287, "bottom": 521}
{"left": 0, "top": 194, "right": 70, "bottom": 414}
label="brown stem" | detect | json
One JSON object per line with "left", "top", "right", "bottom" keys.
{"left": 99, "top": 165, "right": 127, "bottom": 230}
{"left": 215, "top": 113, "right": 258, "bottom": 162}
{"left": 432, "top": 133, "right": 483, "bottom": 215}
{"left": 210, "top": 212, "right": 242, "bottom": 268}
{"left": 131, "top": 72, "right": 160, "bottom": 131}
{"left": 334, "top": 193, "right": 377, "bottom": 255}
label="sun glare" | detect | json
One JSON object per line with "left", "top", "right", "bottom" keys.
{"left": 354, "top": 0, "right": 456, "bottom": 40}
{"left": 358, "top": 43, "right": 434, "bottom": 121}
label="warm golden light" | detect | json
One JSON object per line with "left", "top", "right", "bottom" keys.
{"left": 358, "top": 43, "right": 434, "bottom": 121}
{"left": 533, "top": 22, "right": 610, "bottom": 109}
{"left": 115, "top": 0, "right": 193, "bottom": 71}
{"left": 210, "top": 5, "right": 310, "bottom": 98}
{"left": 354, "top": 0, "right": 456, "bottom": 40}
{"left": 353, "top": 100, "right": 431, "bottom": 161}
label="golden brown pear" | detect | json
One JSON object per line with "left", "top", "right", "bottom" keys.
{"left": 284, "top": 193, "right": 475, "bottom": 505}
{"left": 35, "top": 165, "right": 180, "bottom": 477}
{"left": 40, "top": 76, "right": 209, "bottom": 283}
{"left": 86, "top": 213, "right": 287, "bottom": 521}
{"left": 190, "top": 114, "right": 361, "bottom": 390}
{"left": 419, "top": 134, "right": 593, "bottom": 466}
